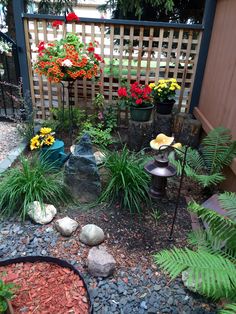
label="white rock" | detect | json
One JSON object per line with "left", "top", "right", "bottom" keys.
{"left": 55, "top": 216, "right": 79, "bottom": 236}
{"left": 28, "top": 201, "right": 57, "bottom": 224}
{"left": 94, "top": 151, "right": 105, "bottom": 165}
{"left": 79, "top": 224, "right": 105, "bottom": 246}
{"left": 87, "top": 246, "right": 116, "bottom": 277}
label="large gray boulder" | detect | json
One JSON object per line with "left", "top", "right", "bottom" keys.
{"left": 87, "top": 246, "right": 116, "bottom": 277}
{"left": 28, "top": 201, "right": 57, "bottom": 224}
{"left": 79, "top": 224, "right": 105, "bottom": 246}
{"left": 64, "top": 134, "right": 101, "bottom": 203}
{"left": 55, "top": 216, "right": 79, "bottom": 236}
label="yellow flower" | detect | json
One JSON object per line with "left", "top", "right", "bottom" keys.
{"left": 172, "top": 143, "right": 182, "bottom": 149}
{"left": 30, "top": 138, "right": 40, "bottom": 150}
{"left": 44, "top": 135, "right": 55, "bottom": 146}
{"left": 40, "top": 127, "right": 52, "bottom": 136}
{"left": 171, "top": 78, "right": 177, "bottom": 82}
{"left": 158, "top": 88, "right": 162, "bottom": 92}
{"left": 169, "top": 86, "right": 175, "bottom": 91}
{"left": 150, "top": 133, "right": 174, "bottom": 150}
{"left": 149, "top": 83, "right": 156, "bottom": 89}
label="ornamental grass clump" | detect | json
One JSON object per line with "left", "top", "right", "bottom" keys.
{"left": 99, "top": 147, "right": 151, "bottom": 213}
{"left": 0, "top": 156, "right": 71, "bottom": 220}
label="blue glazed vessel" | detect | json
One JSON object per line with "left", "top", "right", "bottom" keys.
{"left": 40, "top": 139, "right": 70, "bottom": 167}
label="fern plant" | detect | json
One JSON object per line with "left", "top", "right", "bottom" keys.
{"left": 154, "top": 192, "right": 236, "bottom": 312}
{"left": 170, "top": 127, "right": 236, "bottom": 188}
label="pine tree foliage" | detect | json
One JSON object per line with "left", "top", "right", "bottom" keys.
{"left": 170, "top": 127, "right": 236, "bottom": 188}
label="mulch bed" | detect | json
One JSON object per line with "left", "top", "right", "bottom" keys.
{"left": 0, "top": 262, "right": 90, "bottom": 314}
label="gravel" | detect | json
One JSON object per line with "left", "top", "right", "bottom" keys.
{"left": 0, "top": 122, "right": 21, "bottom": 161}
{"left": 0, "top": 218, "right": 218, "bottom": 314}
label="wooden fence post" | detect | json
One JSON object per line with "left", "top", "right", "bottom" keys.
{"left": 12, "top": 0, "right": 32, "bottom": 111}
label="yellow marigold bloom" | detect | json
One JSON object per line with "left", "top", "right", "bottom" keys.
{"left": 40, "top": 127, "right": 52, "bottom": 135}
{"left": 44, "top": 135, "right": 55, "bottom": 146}
{"left": 149, "top": 83, "right": 156, "bottom": 89}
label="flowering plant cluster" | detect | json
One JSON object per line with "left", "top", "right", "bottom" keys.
{"left": 0, "top": 40, "right": 12, "bottom": 54}
{"left": 30, "top": 128, "right": 55, "bottom": 150}
{"left": 149, "top": 78, "right": 181, "bottom": 103}
{"left": 117, "top": 82, "right": 152, "bottom": 108}
{"left": 52, "top": 12, "right": 79, "bottom": 28}
{"left": 34, "top": 33, "right": 104, "bottom": 83}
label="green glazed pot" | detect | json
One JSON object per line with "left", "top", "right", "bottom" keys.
{"left": 130, "top": 104, "right": 154, "bottom": 122}
{"left": 40, "top": 139, "right": 70, "bottom": 167}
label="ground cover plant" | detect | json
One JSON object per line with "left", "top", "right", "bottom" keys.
{"left": 0, "top": 156, "right": 71, "bottom": 220}
{"left": 155, "top": 192, "right": 236, "bottom": 313}
{"left": 0, "top": 278, "right": 16, "bottom": 313}
{"left": 99, "top": 146, "right": 151, "bottom": 213}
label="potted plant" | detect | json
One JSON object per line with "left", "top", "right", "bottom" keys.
{"left": 117, "top": 81, "right": 153, "bottom": 122}
{"left": 0, "top": 278, "right": 16, "bottom": 314}
{"left": 33, "top": 33, "right": 104, "bottom": 83}
{"left": 149, "top": 78, "right": 181, "bottom": 114}
{"left": 30, "top": 127, "right": 69, "bottom": 166}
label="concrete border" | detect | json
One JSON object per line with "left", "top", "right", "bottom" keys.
{"left": 0, "top": 140, "right": 27, "bottom": 173}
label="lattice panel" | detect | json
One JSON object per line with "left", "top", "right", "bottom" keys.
{"left": 24, "top": 17, "right": 202, "bottom": 120}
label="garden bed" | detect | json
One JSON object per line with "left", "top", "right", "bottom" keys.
{"left": 0, "top": 257, "right": 91, "bottom": 314}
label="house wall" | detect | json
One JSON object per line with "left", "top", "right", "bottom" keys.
{"left": 194, "top": 0, "right": 236, "bottom": 191}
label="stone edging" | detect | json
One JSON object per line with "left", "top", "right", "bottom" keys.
{"left": 0, "top": 141, "right": 27, "bottom": 174}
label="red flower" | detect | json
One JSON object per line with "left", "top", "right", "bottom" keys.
{"left": 136, "top": 98, "right": 143, "bottom": 105}
{"left": 38, "top": 41, "right": 45, "bottom": 53}
{"left": 94, "top": 53, "right": 103, "bottom": 62}
{"left": 87, "top": 46, "right": 95, "bottom": 53}
{"left": 118, "top": 87, "right": 128, "bottom": 98}
{"left": 66, "top": 12, "right": 80, "bottom": 22}
{"left": 52, "top": 20, "right": 63, "bottom": 28}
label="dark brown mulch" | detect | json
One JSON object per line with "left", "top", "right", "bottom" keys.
{"left": 1, "top": 262, "right": 90, "bottom": 314}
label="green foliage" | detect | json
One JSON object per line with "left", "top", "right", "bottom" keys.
{"left": 170, "top": 127, "right": 236, "bottom": 188}
{"left": 99, "top": 146, "right": 151, "bottom": 213}
{"left": 79, "top": 122, "right": 113, "bottom": 148}
{"left": 0, "top": 278, "right": 16, "bottom": 313}
{"left": 219, "top": 192, "right": 236, "bottom": 220}
{"left": 93, "top": 93, "right": 105, "bottom": 110}
{"left": 155, "top": 248, "right": 236, "bottom": 300}
{"left": 219, "top": 304, "right": 236, "bottom": 314}
{"left": 0, "top": 156, "right": 71, "bottom": 220}
{"left": 155, "top": 192, "right": 236, "bottom": 311}
{"left": 48, "top": 107, "right": 86, "bottom": 132}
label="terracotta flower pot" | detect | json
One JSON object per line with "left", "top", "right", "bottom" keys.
{"left": 130, "top": 104, "right": 154, "bottom": 122}
{"left": 155, "top": 100, "right": 175, "bottom": 115}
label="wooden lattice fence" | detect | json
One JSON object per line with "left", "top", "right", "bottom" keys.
{"left": 23, "top": 14, "right": 203, "bottom": 121}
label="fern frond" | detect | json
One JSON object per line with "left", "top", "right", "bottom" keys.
{"left": 219, "top": 303, "right": 236, "bottom": 314}
{"left": 188, "top": 202, "right": 236, "bottom": 249}
{"left": 188, "top": 230, "right": 236, "bottom": 262}
{"left": 155, "top": 247, "right": 236, "bottom": 300}
{"left": 219, "top": 192, "right": 236, "bottom": 221}
{"left": 201, "top": 127, "right": 236, "bottom": 174}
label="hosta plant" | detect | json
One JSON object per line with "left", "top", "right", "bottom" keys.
{"left": 154, "top": 192, "right": 236, "bottom": 313}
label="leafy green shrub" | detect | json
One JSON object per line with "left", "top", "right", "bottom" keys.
{"left": 99, "top": 147, "right": 151, "bottom": 213}
{"left": 79, "top": 122, "right": 113, "bottom": 148}
{"left": 0, "top": 156, "right": 71, "bottom": 220}
{"left": 154, "top": 192, "right": 236, "bottom": 313}
{"left": 170, "top": 127, "right": 236, "bottom": 188}
{"left": 47, "top": 107, "right": 86, "bottom": 132}
{"left": 0, "top": 278, "right": 16, "bottom": 313}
